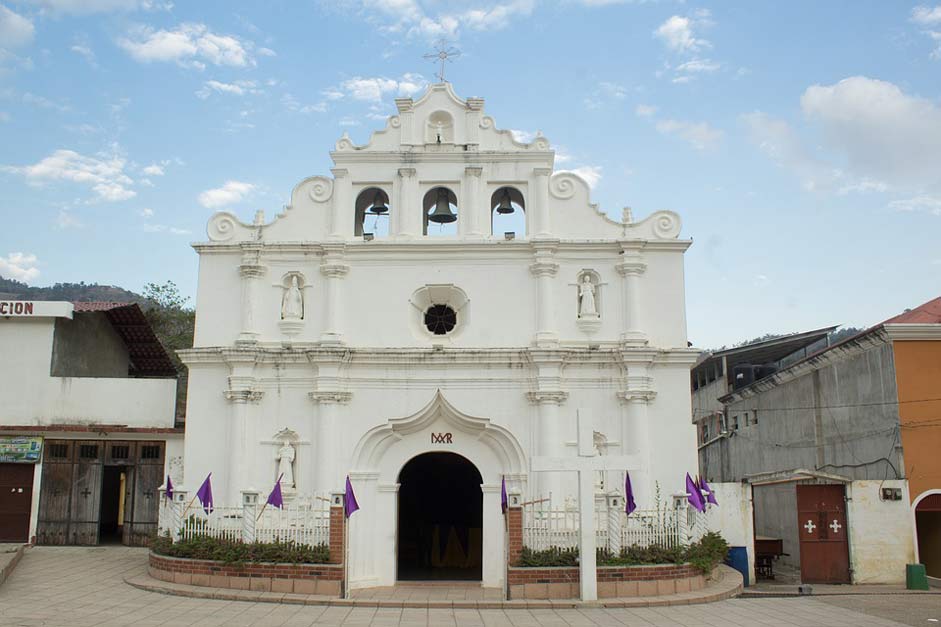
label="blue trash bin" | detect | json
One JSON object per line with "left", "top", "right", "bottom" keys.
{"left": 725, "top": 546, "right": 749, "bottom": 587}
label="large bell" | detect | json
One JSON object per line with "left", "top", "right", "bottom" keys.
{"left": 368, "top": 191, "right": 388, "bottom": 215}
{"left": 428, "top": 189, "right": 457, "bottom": 224}
{"left": 496, "top": 189, "right": 514, "bottom": 214}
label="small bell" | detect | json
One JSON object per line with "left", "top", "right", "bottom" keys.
{"left": 428, "top": 189, "right": 457, "bottom": 224}
{"left": 368, "top": 191, "right": 388, "bottom": 215}
{"left": 496, "top": 190, "right": 514, "bottom": 214}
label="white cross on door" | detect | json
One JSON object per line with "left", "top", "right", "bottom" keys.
{"left": 829, "top": 519, "right": 842, "bottom": 534}
{"left": 804, "top": 520, "right": 816, "bottom": 534}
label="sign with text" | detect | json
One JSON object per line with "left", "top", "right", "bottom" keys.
{"left": 0, "top": 436, "right": 43, "bottom": 463}
{"left": 431, "top": 432, "right": 453, "bottom": 444}
{"left": 0, "top": 301, "right": 73, "bottom": 319}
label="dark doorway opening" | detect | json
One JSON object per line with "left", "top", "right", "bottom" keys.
{"left": 99, "top": 466, "right": 125, "bottom": 544}
{"left": 397, "top": 452, "right": 482, "bottom": 581}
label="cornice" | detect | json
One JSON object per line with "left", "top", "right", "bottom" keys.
{"left": 617, "top": 390, "right": 657, "bottom": 404}
{"left": 308, "top": 391, "right": 353, "bottom": 404}
{"left": 191, "top": 239, "right": 692, "bottom": 255}
{"left": 330, "top": 151, "right": 554, "bottom": 165}
{"left": 526, "top": 391, "right": 569, "bottom": 405}
{"left": 223, "top": 390, "right": 264, "bottom": 403}
{"left": 883, "top": 323, "right": 941, "bottom": 341}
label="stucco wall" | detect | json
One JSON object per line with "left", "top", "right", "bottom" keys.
{"left": 847, "top": 480, "right": 914, "bottom": 584}
{"left": 892, "top": 340, "right": 941, "bottom": 504}
{"left": 51, "top": 312, "right": 130, "bottom": 378}
{"left": 703, "top": 483, "right": 755, "bottom": 582}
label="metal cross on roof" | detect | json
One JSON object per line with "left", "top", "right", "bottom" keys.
{"left": 423, "top": 40, "right": 461, "bottom": 82}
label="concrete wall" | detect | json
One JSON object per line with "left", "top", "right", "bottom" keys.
{"left": 847, "top": 480, "right": 914, "bottom": 584}
{"left": 51, "top": 312, "right": 130, "bottom": 378}
{"left": 703, "top": 483, "right": 755, "bottom": 583}
{"left": 752, "top": 483, "right": 801, "bottom": 569}
{"left": 700, "top": 341, "right": 901, "bottom": 484}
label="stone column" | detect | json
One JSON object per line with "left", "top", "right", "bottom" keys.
{"left": 533, "top": 167, "right": 552, "bottom": 237}
{"left": 530, "top": 241, "right": 559, "bottom": 347}
{"left": 464, "top": 166, "right": 484, "bottom": 238}
{"left": 482, "top": 483, "right": 509, "bottom": 588}
{"left": 617, "top": 390, "right": 654, "bottom": 509}
{"left": 309, "top": 391, "right": 352, "bottom": 494}
{"left": 237, "top": 245, "right": 265, "bottom": 346}
{"left": 616, "top": 247, "right": 647, "bottom": 345}
{"left": 319, "top": 244, "right": 349, "bottom": 345}
{"left": 606, "top": 493, "right": 622, "bottom": 556}
{"left": 329, "top": 168, "right": 351, "bottom": 240}
{"left": 397, "top": 167, "right": 418, "bottom": 239}
{"left": 527, "top": 390, "right": 568, "bottom": 503}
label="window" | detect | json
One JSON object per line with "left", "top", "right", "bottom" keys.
{"left": 731, "top": 415, "right": 739, "bottom": 431}
{"left": 111, "top": 445, "right": 129, "bottom": 459}
{"left": 424, "top": 304, "right": 457, "bottom": 335}
{"left": 79, "top": 444, "right": 98, "bottom": 459}
{"left": 141, "top": 445, "right": 161, "bottom": 460}
{"left": 701, "top": 423, "right": 710, "bottom": 443}
{"left": 49, "top": 443, "right": 69, "bottom": 459}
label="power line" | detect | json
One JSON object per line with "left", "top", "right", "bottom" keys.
{"left": 692, "top": 395, "right": 941, "bottom": 416}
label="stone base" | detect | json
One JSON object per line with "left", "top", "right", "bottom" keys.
{"left": 507, "top": 563, "right": 703, "bottom": 600}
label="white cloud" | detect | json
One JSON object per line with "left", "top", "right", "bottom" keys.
{"left": 198, "top": 180, "right": 255, "bottom": 208}
{"left": 741, "top": 111, "right": 840, "bottom": 192}
{"left": 340, "top": 76, "right": 399, "bottom": 102}
{"left": 510, "top": 128, "right": 535, "bottom": 143}
{"left": 117, "top": 23, "right": 261, "bottom": 69}
{"left": 888, "top": 195, "right": 941, "bottom": 215}
{"left": 598, "top": 81, "right": 628, "bottom": 99}
{"left": 338, "top": 0, "right": 533, "bottom": 41}
{"left": 70, "top": 43, "right": 96, "bottom": 66}
{"left": 675, "top": 58, "right": 720, "bottom": 74}
{"left": 0, "top": 5, "right": 35, "bottom": 49}
{"left": 282, "top": 93, "right": 327, "bottom": 114}
{"left": 0, "top": 252, "right": 39, "bottom": 282}
{"left": 799, "top": 76, "right": 941, "bottom": 188}
{"left": 634, "top": 104, "right": 657, "bottom": 117}
{"left": 0, "top": 111, "right": 9, "bottom": 122}
{"left": 655, "top": 118, "right": 722, "bottom": 150}
{"left": 139, "top": 207, "right": 154, "bottom": 217}
{"left": 2, "top": 148, "right": 136, "bottom": 201}
{"left": 912, "top": 5, "right": 941, "bottom": 24}
{"left": 143, "top": 223, "right": 191, "bottom": 235}
{"left": 654, "top": 14, "right": 710, "bottom": 53}
{"left": 54, "top": 209, "right": 82, "bottom": 229}
{"left": 560, "top": 165, "right": 602, "bottom": 189}
{"left": 141, "top": 163, "right": 164, "bottom": 176}
{"left": 196, "top": 79, "right": 262, "bottom": 99}
{"left": 22, "top": 91, "right": 70, "bottom": 112}
{"left": 27, "top": 0, "right": 172, "bottom": 14}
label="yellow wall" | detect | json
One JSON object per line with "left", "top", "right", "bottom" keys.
{"left": 893, "top": 340, "right": 941, "bottom": 503}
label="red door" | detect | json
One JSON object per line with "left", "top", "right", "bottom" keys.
{"left": 0, "top": 463, "right": 35, "bottom": 542}
{"left": 797, "top": 484, "right": 850, "bottom": 584}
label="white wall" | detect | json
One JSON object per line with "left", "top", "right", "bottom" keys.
{"left": 848, "top": 480, "right": 915, "bottom": 584}
{"left": 703, "top": 483, "right": 756, "bottom": 585}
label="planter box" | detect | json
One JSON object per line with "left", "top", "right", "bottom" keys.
{"left": 507, "top": 563, "right": 704, "bottom": 599}
{"left": 148, "top": 552, "right": 344, "bottom": 597}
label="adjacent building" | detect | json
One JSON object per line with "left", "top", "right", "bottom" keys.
{"left": 0, "top": 301, "right": 180, "bottom": 545}
{"left": 692, "top": 297, "right": 941, "bottom": 583}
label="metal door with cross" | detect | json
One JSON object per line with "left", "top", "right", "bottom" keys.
{"left": 70, "top": 441, "right": 103, "bottom": 545}
{"left": 0, "top": 463, "right": 34, "bottom": 542}
{"left": 37, "top": 440, "right": 74, "bottom": 545}
{"left": 797, "top": 484, "right": 850, "bottom": 584}
{"left": 129, "top": 442, "right": 164, "bottom": 545}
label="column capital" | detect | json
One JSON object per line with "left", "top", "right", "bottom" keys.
{"left": 239, "top": 264, "right": 266, "bottom": 279}
{"left": 224, "top": 389, "right": 264, "bottom": 403}
{"left": 308, "top": 390, "right": 353, "bottom": 404}
{"left": 617, "top": 390, "right": 656, "bottom": 404}
{"left": 616, "top": 259, "right": 647, "bottom": 276}
{"left": 527, "top": 390, "right": 569, "bottom": 405}
{"left": 533, "top": 167, "right": 553, "bottom": 177}
{"left": 529, "top": 261, "right": 559, "bottom": 277}
{"left": 330, "top": 167, "right": 349, "bottom": 178}
{"left": 465, "top": 166, "right": 483, "bottom": 176}
{"left": 320, "top": 263, "right": 349, "bottom": 278}
{"left": 397, "top": 167, "right": 416, "bottom": 178}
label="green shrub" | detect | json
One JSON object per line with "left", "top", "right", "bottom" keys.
{"left": 682, "top": 531, "right": 729, "bottom": 574}
{"left": 151, "top": 533, "right": 330, "bottom": 565}
{"left": 517, "top": 546, "right": 579, "bottom": 567}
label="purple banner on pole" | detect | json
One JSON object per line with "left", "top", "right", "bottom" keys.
{"left": 165, "top": 475, "right": 173, "bottom": 501}
{"left": 624, "top": 471, "right": 637, "bottom": 515}
{"left": 686, "top": 472, "right": 705, "bottom": 513}
{"left": 196, "top": 473, "right": 213, "bottom": 514}
{"left": 344, "top": 476, "right": 359, "bottom": 518}
{"left": 701, "top": 477, "right": 719, "bottom": 506}
{"left": 501, "top": 476, "right": 508, "bottom": 514}
{"left": 267, "top": 474, "right": 284, "bottom": 509}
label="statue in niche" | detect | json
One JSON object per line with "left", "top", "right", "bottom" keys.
{"left": 578, "top": 274, "right": 598, "bottom": 318}
{"left": 276, "top": 439, "right": 296, "bottom": 488}
{"left": 281, "top": 276, "right": 304, "bottom": 320}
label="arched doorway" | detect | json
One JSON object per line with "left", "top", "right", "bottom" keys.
{"left": 915, "top": 492, "right": 941, "bottom": 577}
{"left": 397, "top": 452, "right": 482, "bottom": 581}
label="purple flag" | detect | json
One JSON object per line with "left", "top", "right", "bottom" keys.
{"left": 701, "top": 477, "right": 719, "bottom": 506}
{"left": 344, "top": 476, "right": 359, "bottom": 518}
{"left": 686, "top": 473, "right": 706, "bottom": 513}
{"left": 267, "top": 474, "right": 284, "bottom": 509}
{"left": 196, "top": 473, "right": 213, "bottom": 514}
{"left": 501, "top": 476, "right": 508, "bottom": 514}
{"left": 165, "top": 475, "right": 173, "bottom": 501}
{"left": 624, "top": 471, "right": 637, "bottom": 515}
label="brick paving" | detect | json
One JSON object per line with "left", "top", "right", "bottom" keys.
{"left": 0, "top": 546, "right": 915, "bottom": 626}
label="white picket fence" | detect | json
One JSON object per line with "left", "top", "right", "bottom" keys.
{"left": 521, "top": 497, "right": 705, "bottom": 553}
{"left": 159, "top": 495, "right": 331, "bottom": 547}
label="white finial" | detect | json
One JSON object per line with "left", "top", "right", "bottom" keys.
{"left": 254, "top": 210, "right": 265, "bottom": 226}
{"left": 621, "top": 207, "right": 634, "bottom": 224}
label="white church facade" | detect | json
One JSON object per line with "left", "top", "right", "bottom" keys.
{"left": 175, "top": 82, "right": 700, "bottom": 590}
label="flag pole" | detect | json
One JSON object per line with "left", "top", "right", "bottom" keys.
{"left": 256, "top": 474, "right": 284, "bottom": 521}
{"left": 180, "top": 493, "right": 199, "bottom": 520}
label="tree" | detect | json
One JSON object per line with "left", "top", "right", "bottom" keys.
{"left": 142, "top": 281, "right": 195, "bottom": 422}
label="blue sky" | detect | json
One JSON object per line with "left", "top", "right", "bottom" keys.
{"left": 1, "top": 0, "right": 939, "bottom": 348}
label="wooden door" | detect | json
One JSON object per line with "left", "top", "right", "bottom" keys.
{"left": 130, "top": 442, "right": 164, "bottom": 546}
{"left": 37, "top": 440, "right": 74, "bottom": 545}
{"left": 797, "top": 484, "right": 850, "bottom": 584}
{"left": 70, "top": 442, "right": 102, "bottom": 545}
{"left": 0, "top": 463, "right": 34, "bottom": 542}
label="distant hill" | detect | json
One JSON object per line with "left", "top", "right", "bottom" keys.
{"left": 0, "top": 276, "right": 145, "bottom": 304}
